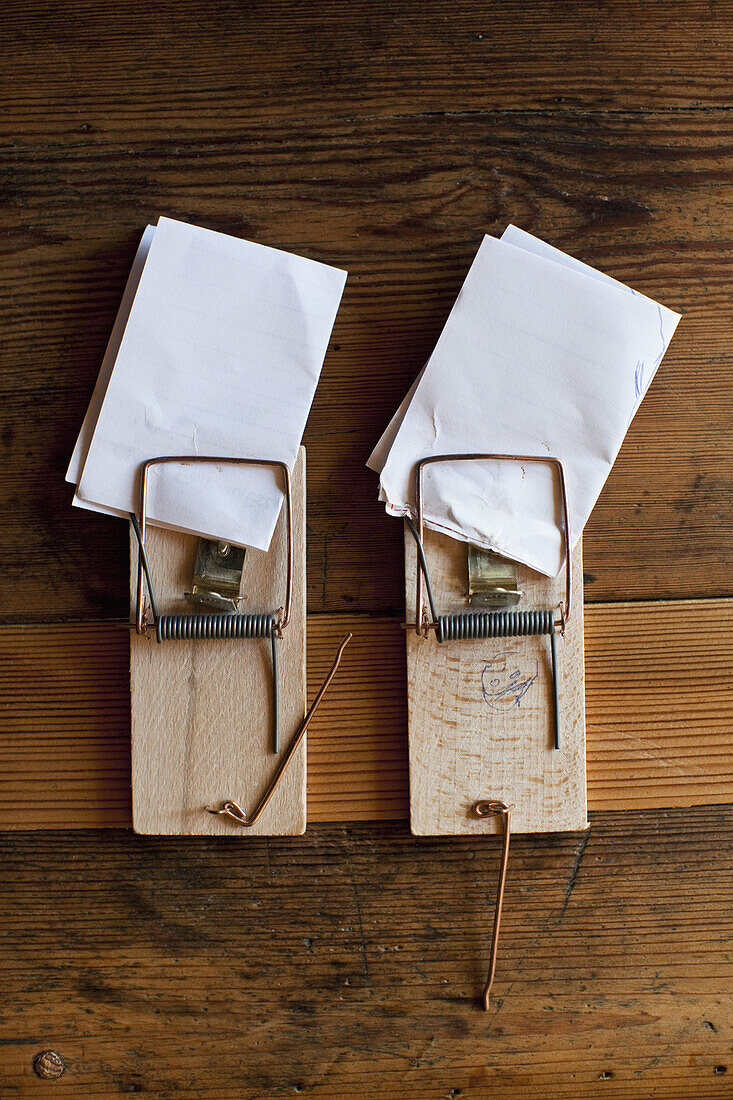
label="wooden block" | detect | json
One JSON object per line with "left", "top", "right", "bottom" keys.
{"left": 405, "top": 525, "right": 586, "bottom": 836}
{"left": 129, "top": 449, "right": 306, "bottom": 836}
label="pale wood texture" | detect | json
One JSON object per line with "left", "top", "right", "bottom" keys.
{"left": 3, "top": 600, "right": 731, "bottom": 829}
{"left": 405, "top": 526, "right": 586, "bottom": 834}
{"left": 129, "top": 450, "right": 306, "bottom": 836}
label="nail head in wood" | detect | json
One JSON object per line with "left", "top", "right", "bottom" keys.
{"left": 33, "top": 1050, "right": 65, "bottom": 1079}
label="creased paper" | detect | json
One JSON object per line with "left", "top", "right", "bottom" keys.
{"left": 369, "top": 227, "right": 680, "bottom": 577}
{"left": 70, "top": 217, "right": 347, "bottom": 550}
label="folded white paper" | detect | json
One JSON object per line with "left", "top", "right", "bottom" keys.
{"left": 66, "top": 225, "right": 155, "bottom": 512}
{"left": 369, "top": 227, "right": 680, "bottom": 577}
{"left": 69, "top": 217, "right": 347, "bottom": 551}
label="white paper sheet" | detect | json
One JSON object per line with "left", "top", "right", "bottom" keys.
{"left": 71, "top": 217, "right": 347, "bottom": 550}
{"left": 367, "top": 363, "right": 426, "bottom": 474}
{"left": 66, "top": 225, "right": 155, "bottom": 516}
{"left": 367, "top": 226, "right": 680, "bottom": 475}
{"left": 372, "top": 229, "right": 680, "bottom": 577}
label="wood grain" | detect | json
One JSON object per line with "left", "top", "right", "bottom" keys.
{"left": 2, "top": 107, "right": 733, "bottom": 619}
{"left": 584, "top": 600, "right": 733, "bottom": 810}
{"left": 405, "top": 528, "right": 586, "bottom": 835}
{"left": 2, "top": 809, "right": 732, "bottom": 1098}
{"left": 2, "top": 5, "right": 732, "bottom": 1093}
{"left": 3, "top": 0, "right": 732, "bottom": 120}
{"left": 2, "top": 599, "right": 732, "bottom": 830}
{"left": 129, "top": 450, "right": 307, "bottom": 836}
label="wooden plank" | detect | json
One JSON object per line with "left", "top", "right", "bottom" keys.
{"left": 1, "top": 599, "right": 732, "bottom": 829}
{"left": 2, "top": 808, "right": 732, "bottom": 1098}
{"left": 129, "top": 450, "right": 307, "bottom": 836}
{"left": 3, "top": 0, "right": 732, "bottom": 120}
{"left": 405, "top": 528, "right": 586, "bottom": 835}
{"left": 2, "top": 108, "right": 732, "bottom": 620}
{"left": 584, "top": 601, "right": 733, "bottom": 810}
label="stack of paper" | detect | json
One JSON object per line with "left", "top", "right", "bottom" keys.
{"left": 67, "top": 216, "right": 347, "bottom": 551}
{"left": 368, "top": 226, "right": 680, "bottom": 577}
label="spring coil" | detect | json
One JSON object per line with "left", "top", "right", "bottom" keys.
{"left": 437, "top": 609, "right": 554, "bottom": 643}
{"left": 155, "top": 612, "right": 276, "bottom": 643}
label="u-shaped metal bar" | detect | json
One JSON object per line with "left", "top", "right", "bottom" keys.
{"left": 413, "top": 453, "right": 572, "bottom": 635}
{"left": 131, "top": 455, "right": 294, "bottom": 755}
{"left": 134, "top": 455, "right": 293, "bottom": 636}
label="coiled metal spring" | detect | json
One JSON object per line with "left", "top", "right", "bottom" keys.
{"left": 155, "top": 612, "right": 276, "bottom": 644}
{"left": 436, "top": 610, "right": 554, "bottom": 644}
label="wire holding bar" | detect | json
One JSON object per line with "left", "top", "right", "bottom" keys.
{"left": 207, "top": 633, "right": 352, "bottom": 828}
{"left": 406, "top": 453, "right": 572, "bottom": 752}
{"left": 131, "top": 517, "right": 283, "bottom": 753}
{"left": 404, "top": 519, "right": 561, "bottom": 751}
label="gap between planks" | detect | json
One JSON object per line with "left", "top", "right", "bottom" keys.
{"left": 0, "top": 600, "right": 731, "bottom": 828}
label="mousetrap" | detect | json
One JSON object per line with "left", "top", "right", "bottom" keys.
{"left": 129, "top": 447, "right": 313, "bottom": 836}
{"left": 405, "top": 453, "right": 587, "bottom": 835}
{"left": 404, "top": 454, "right": 587, "bottom": 1004}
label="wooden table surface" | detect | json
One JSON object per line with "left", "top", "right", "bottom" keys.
{"left": 2, "top": 2, "right": 732, "bottom": 1096}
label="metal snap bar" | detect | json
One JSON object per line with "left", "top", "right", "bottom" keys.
{"left": 405, "top": 453, "right": 572, "bottom": 751}
{"left": 131, "top": 456, "right": 293, "bottom": 754}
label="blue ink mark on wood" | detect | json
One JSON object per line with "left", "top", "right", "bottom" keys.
{"left": 481, "top": 655, "right": 538, "bottom": 712}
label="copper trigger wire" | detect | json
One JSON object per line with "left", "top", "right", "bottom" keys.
{"left": 473, "top": 799, "right": 511, "bottom": 1010}
{"left": 405, "top": 453, "right": 571, "bottom": 1005}
{"left": 207, "top": 633, "right": 352, "bottom": 827}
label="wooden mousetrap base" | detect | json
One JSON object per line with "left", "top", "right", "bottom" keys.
{"left": 129, "top": 448, "right": 306, "bottom": 836}
{"left": 405, "top": 525, "right": 587, "bottom": 836}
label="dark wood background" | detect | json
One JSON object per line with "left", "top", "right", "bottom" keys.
{"left": 2, "top": 1, "right": 732, "bottom": 1096}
